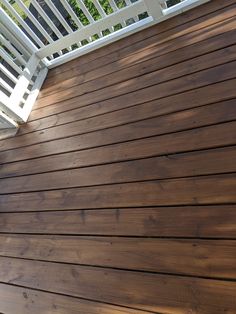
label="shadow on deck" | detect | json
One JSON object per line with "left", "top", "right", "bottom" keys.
{"left": 0, "top": 0, "right": 236, "bottom": 312}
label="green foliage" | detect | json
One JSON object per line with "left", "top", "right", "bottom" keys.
{"left": 69, "top": 0, "right": 98, "bottom": 26}
{"left": 166, "top": 0, "right": 182, "bottom": 8}
{"left": 0, "top": 0, "right": 31, "bottom": 25}
{"left": 67, "top": 0, "right": 126, "bottom": 42}
{"left": 68, "top": 0, "right": 126, "bottom": 26}
{"left": 99, "top": 0, "right": 114, "bottom": 14}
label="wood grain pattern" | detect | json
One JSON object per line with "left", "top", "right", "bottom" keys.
{"left": 22, "top": 40, "right": 236, "bottom": 132}
{"left": 0, "top": 235, "right": 236, "bottom": 279}
{"left": 1, "top": 116, "right": 236, "bottom": 166}
{"left": 0, "top": 282, "right": 150, "bottom": 314}
{"left": 0, "top": 256, "right": 236, "bottom": 313}
{"left": 27, "top": 73, "right": 236, "bottom": 134}
{"left": 0, "top": 146, "right": 236, "bottom": 193}
{"left": 0, "top": 142, "right": 235, "bottom": 179}
{"left": 1, "top": 93, "right": 236, "bottom": 152}
{"left": 0, "top": 1, "right": 236, "bottom": 312}
{"left": 0, "top": 173, "right": 236, "bottom": 210}
{"left": 35, "top": 48, "right": 236, "bottom": 110}
{"left": 39, "top": 28, "right": 236, "bottom": 101}
{"left": 45, "top": 0, "right": 236, "bottom": 82}
{"left": 1, "top": 205, "right": 236, "bottom": 237}
{"left": 34, "top": 49, "right": 236, "bottom": 122}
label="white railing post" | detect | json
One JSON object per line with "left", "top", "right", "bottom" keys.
{"left": 7, "top": 54, "right": 41, "bottom": 122}
{"left": 144, "top": 0, "right": 164, "bottom": 20}
{"left": 20, "top": 67, "right": 48, "bottom": 122}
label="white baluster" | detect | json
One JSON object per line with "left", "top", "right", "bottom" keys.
{"left": 144, "top": 0, "right": 164, "bottom": 20}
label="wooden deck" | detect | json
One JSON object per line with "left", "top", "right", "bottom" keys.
{"left": 0, "top": 0, "right": 236, "bottom": 312}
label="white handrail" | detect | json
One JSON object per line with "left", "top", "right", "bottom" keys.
{"left": 36, "top": 0, "right": 148, "bottom": 59}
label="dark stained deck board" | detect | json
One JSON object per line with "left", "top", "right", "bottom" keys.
{"left": 43, "top": 0, "right": 236, "bottom": 83}
{"left": 1, "top": 205, "right": 236, "bottom": 237}
{"left": 0, "top": 234, "right": 236, "bottom": 279}
{"left": 34, "top": 47, "right": 236, "bottom": 111}
{"left": 0, "top": 118, "right": 236, "bottom": 166}
{"left": 40, "top": 27, "right": 236, "bottom": 100}
{"left": 40, "top": 21, "right": 236, "bottom": 99}
{"left": 2, "top": 80, "right": 236, "bottom": 159}
{"left": 0, "top": 0, "right": 236, "bottom": 313}
{"left": 0, "top": 206, "right": 236, "bottom": 237}
{"left": 0, "top": 144, "right": 235, "bottom": 179}
{"left": 0, "top": 282, "right": 151, "bottom": 314}
{"left": 0, "top": 234, "right": 236, "bottom": 280}
{"left": 1, "top": 174, "right": 236, "bottom": 211}
{"left": 0, "top": 256, "right": 236, "bottom": 314}
{"left": 38, "top": 24, "right": 236, "bottom": 102}
{"left": 1, "top": 90, "right": 236, "bottom": 152}
{"left": 23, "top": 76, "right": 236, "bottom": 134}
{"left": 22, "top": 43, "right": 236, "bottom": 132}
{"left": 1, "top": 146, "right": 236, "bottom": 193}
{"left": 31, "top": 4, "right": 236, "bottom": 117}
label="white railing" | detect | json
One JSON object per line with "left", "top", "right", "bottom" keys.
{"left": 0, "top": 0, "right": 209, "bottom": 129}
{"left": 0, "top": 5, "right": 48, "bottom": 125}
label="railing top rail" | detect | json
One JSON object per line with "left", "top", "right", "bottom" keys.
{"left": 1, "top": 0, "right": 209, "bottom": 67}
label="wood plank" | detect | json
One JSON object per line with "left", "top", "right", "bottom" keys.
{"left": 0, "top": 205, "right": 235, "bottom": 237}
{"left": 27, "top": 76, "right": 236, "bottom": 132}
{"left": 32, "top": 56, "right": 236, "bottom": 125}
{"left": 39, "top": 25, "right": 236, "bottom": 99}
{"left": 1, "top": 119, "right": 236, "bottom": 167}
{"left": 0, "top": 173, "right": 236, "bottom": 211}
{"left": 41, "top": 22, "right": 234, "bottom": 110}
{"left": 26, "top": 42, "right": 236, "bottom": 131}
{"left": 1, "top": 86, "right": 236, "bottom": 152}
{"left": 1, "top": 146, "right": 236, "bottom": 193}
{"left": 1, "top": 138, "right": 235, "bottom": 179}
{"left": 0, "top": 282, "right": 149, "bottom": 314}
{"left": 0, "top": 1, "right": 235, "bottom": 311}
{"left": 0, "top": 235, "right": 236, "bottom": 279}
{"left": 0, "top": 256, "right": 235, "bottom": 313}
{"left": 35, "top": 43, "right": 236, "bottom": 110}
{"left": 46, "top": 0, "right": 236, "bottom": 80}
